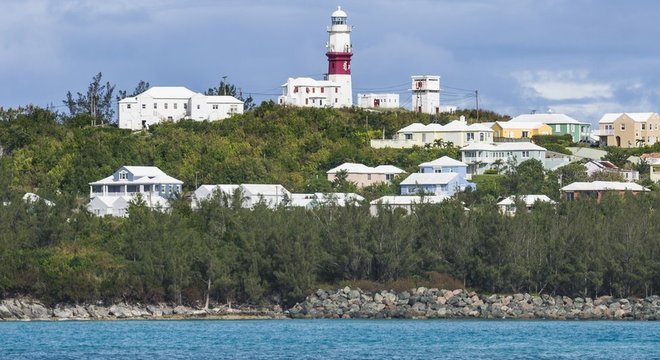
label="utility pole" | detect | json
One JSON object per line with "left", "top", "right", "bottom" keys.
{"left": 475, "top": 90, "right": 479, "bottom": 123}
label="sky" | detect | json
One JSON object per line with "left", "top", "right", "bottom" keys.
{"left": 2, "top": 0, "right": 660, "bottom": 126}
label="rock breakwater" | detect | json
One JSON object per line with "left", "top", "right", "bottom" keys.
{"left": 288, "top": 287, "right": 660, "bottom": 320}
{"left": 0, "top": 298, "right": 285, "bottom": 321}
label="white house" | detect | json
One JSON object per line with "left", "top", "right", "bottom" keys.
{"left": 357, "top": 93, "right": 399, "bottom": 109}
{"left": 370, "top": 116, "right": 493, "bottom": 149}
{"left": 118, "top": 86, "right": 243, "bottom": 130}
{"left": 584, "top": 160, "right": 639, "bottom": 182}
{"left": 88, "top": 166, "right": 183, "bottom": 217}
{"left": 278, "top": 77, "right": 342, "bottom": 108}
{"left": 497, "top": 195, "right": 556, "bottom": 216}
{"left": 461, "top": 142, "right": 547, "bottom": 175}
{"left": 289, "top": 192, "right": 365, "bottom": 208}
{"left": 192, "top": 184, "right": 290, "bottom": 209}
{"left": 369, "top": 195, "right": 450, "bottom": 216}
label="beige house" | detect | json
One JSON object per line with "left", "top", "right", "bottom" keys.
{"left": 597, "top": 113, "right": 660, "bottom": 147}
{"left": 326, "top": 163, "right": 405, "bottom": 188}
{"left": 640, "top": 153, "right": 660, "bottom": 182}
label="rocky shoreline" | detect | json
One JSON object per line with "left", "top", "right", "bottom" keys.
{"left": 2, "top": 287, "right": 659, "bottom": 321}
{"left": 0, "top": 298, "right": 286, "bottom": 321}
{"left": 288, "top": 287, "right": 660, "bottom": 320}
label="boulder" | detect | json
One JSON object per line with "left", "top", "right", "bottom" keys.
{"left": 348, "top": 290, "right": 360, "bottom": 300}
{"left": 53, "top": 307, "right": 74, "bottom": 319}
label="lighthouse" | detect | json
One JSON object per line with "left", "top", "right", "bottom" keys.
{"left": 326, "top": 6, "right": 353, "bottom": 107}
{"left": 277, "top": 6, "right": 354, "bottom": 108}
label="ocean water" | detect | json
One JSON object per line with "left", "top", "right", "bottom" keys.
{"left": 1, "top": 319, "right": 658, "bottom": 359}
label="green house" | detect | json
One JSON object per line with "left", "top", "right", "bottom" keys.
{"left": 509, "top": 112, "right": 590, "bottom": 142}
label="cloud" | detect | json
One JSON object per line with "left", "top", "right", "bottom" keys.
{"left": 513, "top": 70, "right": 613, "bottom": 101}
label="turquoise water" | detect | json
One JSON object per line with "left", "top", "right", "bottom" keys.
{"left": 1, "top": 319, "right": 658, "bottom": 359}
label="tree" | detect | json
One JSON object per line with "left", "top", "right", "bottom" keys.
{"left": 63, "top": 72, "right": 116, "bottom": 125}
{"left": 116, "top": 80, "right": 150, "bottom": 102}
{"left": 554, "top": 162, "right": 588, "bottom": 187}
{"left": 603, "top": 147, "right": 629, "bottom": 168}
{"left": 206, "top": 78, "right": 255, "bottom": 111}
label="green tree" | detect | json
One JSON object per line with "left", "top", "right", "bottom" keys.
{"left": 63, "top": 72, "right": 116, "bottom": 125}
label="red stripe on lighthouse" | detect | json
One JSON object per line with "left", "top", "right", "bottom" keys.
{"left": 326, "top": 52, "right": 352, "bottom": 75}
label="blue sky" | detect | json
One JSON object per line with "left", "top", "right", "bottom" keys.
{"left": 2, "top": 0, "right": 660, "bottom": 126}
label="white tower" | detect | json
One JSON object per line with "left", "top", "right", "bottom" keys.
{"left": 326, "top": 6, "right": 353, "bottom": 107}
{"left": 411, "top": 75, "right": 440, "bottom": 114}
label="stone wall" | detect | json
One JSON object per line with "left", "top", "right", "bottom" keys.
{"left": 288, "top": 287, "right": 660, "bottom": 320}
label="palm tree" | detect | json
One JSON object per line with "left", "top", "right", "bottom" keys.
{"left": 492, "top": 159, "right": 504, "bottom": 174}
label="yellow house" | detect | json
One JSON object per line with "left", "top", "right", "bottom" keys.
{"left": 491, "top": 121, "right": 552, "bottom": 140}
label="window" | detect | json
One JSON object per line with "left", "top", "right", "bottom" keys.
{"left": 466, "top": 132, "right": 475, "bottom": 141}
{"left": 335, "top": 98, "right": 338, "bottom": 103}
{"left": 434, "top": 169, "right": 442, "bottom": 173}
{"left": 305, "top": 98, "right": 309, "bottom": 105}
{"left": 294, "top": 86, "right": 299, "bottom": 93}
{"left": 335, "top": 88, "right": 338, "bottom": 93}
{"left": 197, "top": 105, "right": 200, "bottom": 110}
{"left": 522, "top": 131, "right": 529, "bottom": 138}
{"left": 555, "top": 124, "right": 560, "bottom": 132}
{"left": 174, "top": 103, "right": 178, "bottom": 110}
{"left": 184, "top": 103, "right": 187, "bottom": 110}
{"left": 621, "top": 124, "right": 626, "bottom": 130}
{"left": 141, "top": 104, "right": 146, "bottom": 109}
{"left": 230, "top": 105, "right": 238, "bottom": 113}
{"left": 321, "top": 87, "right": 324, "bottom": 93}
{"left": 154, "top": 103, "right": 157, "bottom": 109}
{"left": 212, "top": 104, "right": 219, "bottom": 110}
{"left": 118, "top": 171, "right": 128, "bottom": 180}
{"left": 641, "top": 124, "right": 646, "bottom": 130}
{"left": 479, "top": 133, "right": 484, "bottom": 141}
{"left": 312, "top": 88, "right": 315, "bottom": 93}
{"left": 405, "top": 134, "right": 413, "bottom": 140}
{"left": 385, "top": 174, "right": 394, "bottom": 181}
{"left": 522, "top": 151, "right": 530, "bottom": 158}
{"left": 367, "top": 174, "right": 372, "bottom": 180}
{"left": 164, "top": 103, "right": 168, "bottom": 109}
{"left": 127, "top": 104, "right": 131, "bottom": 109}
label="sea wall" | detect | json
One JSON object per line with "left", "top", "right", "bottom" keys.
{"left": 0, "top": 298, "right": 285, "bottom": 321}
{"left": 288, "top": 287, "right": 660, "bottom": 320}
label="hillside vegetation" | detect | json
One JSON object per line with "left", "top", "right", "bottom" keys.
{"left": 0, "top": 104, "right": 658, "bottom": 306}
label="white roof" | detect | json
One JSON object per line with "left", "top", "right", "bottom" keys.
{"left": 283, "top": 77, "right": 339, "bottom": 87}
{"left": 89, "top": 166, "right": 183, "bottom": 185}
{"left": 495, "top": 121, "right": 548, "bottom": 129}
{"left": 497, "top": 195, "right": 556, "bottom": 206}
{"left": 509, "top": 113, "right": 586, "bottom": 125}
{"left": 327, "top": 162, "right": 404, "bottom": 175}
{"left": 331, "top": 6, "right": 347, "bottom": 17}
{"left": 240, "top": 184, "right": 290, "bottom": 197}
{"left": 398, "top": 123, "right": 429, "bottom": 133}
{"left": 400, "top": 172, "right": 459, "bottom": 186}
{"left": 599, "top": 112, "right": 656, "bottom": 124}
{"left": 461, "top": 142, "right": 546, "bottom": 151}
{"left": 561, "top": 181, "right": 650, "bottom": 192}
{"left": 370, "top": 195, "right": 450, "bottom": 206}
{"left": 419, "top": 156, "right": 467, "bottom": 168}
{"left": 372, "top": 165, "right": 406, "bottom": 174}
{"left": 143, "top": 86, "right": 197, "bottom": 99}
{"left": 206, "top": 95, "right": 243, "bottom": 104}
